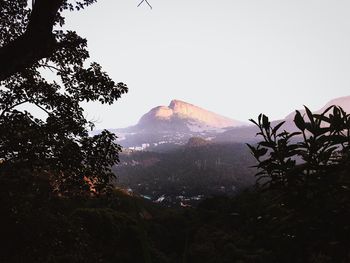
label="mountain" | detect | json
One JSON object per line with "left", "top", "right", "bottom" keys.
{"left": 102, "top": 95, "right": 350, "bottom": 149}
{"left": 111, "top": 95, "right": 350, "bottom": 204}
{"left": 285, "top": 95, "right": 350, "bottom": 120}
{"left": 112, "top": 101, "right": 255, "bottom": 204}
{"left": 126, "top": 99, "right": 244, "bottom": 132}
{"left": 217, "top": 95, "right": 350, "bottom": 143}
{"left": 114, "top": 99, "right": 246, "bottom": 150}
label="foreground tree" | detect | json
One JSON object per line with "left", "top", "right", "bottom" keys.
{"left": 248, "top": 105, "right": 350, "bottom": 194}
{"left": 248, "top": 106, "right": 350, "bottom": 261}
{"left": 0, "top": 0, "right": 127, "bottom": 195}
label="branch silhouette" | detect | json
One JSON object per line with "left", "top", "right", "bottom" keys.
{"left": 137, "top": 0, "right": 152, "bottom": 9}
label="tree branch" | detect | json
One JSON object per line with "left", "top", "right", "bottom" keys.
{"left": 0, "top": 99, "right": 30, "bottom": 118}
{"left": 38, "top": 62, "right": 66, "bottom": 74}
{"left": 137, "top": 0, "right": 152, "bottom": 9}
{"left": 0, "top": 0, "right": 64, "bottom": 82}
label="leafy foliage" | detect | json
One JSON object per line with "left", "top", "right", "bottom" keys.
{"left": 247, "top": 105, "right": 350, "bottom": 261}
{"left": 0, "top": 0, "right": 128, "bottom": 195}
{"left": 248, "top": 105, "right": 350, "bottom": 192}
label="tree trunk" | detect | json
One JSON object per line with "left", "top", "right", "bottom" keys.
{"left": 0, "top": 0, "right": 63, "bottom": 81}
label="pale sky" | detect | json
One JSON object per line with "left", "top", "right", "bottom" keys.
{"left": 64, "top": 0, "right": 350, "bottom": 129}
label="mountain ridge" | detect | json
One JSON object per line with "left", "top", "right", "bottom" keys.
{"left": 285, "top": 95, "right": 350, "bottom": 119}
{"left": 217, "top": 95, "right": 350, "bottom": 143}
{"left": 104, "top": 95, "right": 350, "bottom": 150}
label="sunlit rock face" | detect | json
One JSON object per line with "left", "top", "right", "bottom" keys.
{"left": 111, "top": 99, "right": 247, "bottom": 149}
{"left": 137, "top": 99, "right": 244, "bottom": 132}
{"left": 145, "top": 106, "right": 174, "bottom": 120}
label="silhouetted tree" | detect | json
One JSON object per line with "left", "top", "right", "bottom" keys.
{"left": 0, "top": 0, "right": 128, "bottom": 195}
{"left": 248, "top": 105, "right": 350, "bottom": 194}
{"left": 248, "top": 106, "right": 350, "bottom": 261}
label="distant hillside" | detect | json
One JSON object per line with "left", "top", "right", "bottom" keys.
{"left": 217, "top": 95, "right": 350, "bottom": 143}
{"left": 186, "top": 137, "right": 210, "bottom": 147}
{"left": 113, "top": 141, "right": 256, "bottom": 206}
{"left": 285, "top": 95, "right": 350, "bottom": 119}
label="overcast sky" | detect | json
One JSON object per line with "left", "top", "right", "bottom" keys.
{"left": 64, "top": 0, "right": 350, "bottom": 129}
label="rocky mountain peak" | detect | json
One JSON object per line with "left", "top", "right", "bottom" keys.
{"left": 137, "top": 99, "right": 244, "bottom": 130}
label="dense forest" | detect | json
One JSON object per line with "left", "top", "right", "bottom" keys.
{"left": 1, "top": 1, "right": 350, "bottom": 262}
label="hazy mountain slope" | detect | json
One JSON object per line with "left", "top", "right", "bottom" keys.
{"left": 285, "top": 95, "right": 350, "bottom": 119}
{"left": 217, "top": 95, "right": 350, "bottom": 143}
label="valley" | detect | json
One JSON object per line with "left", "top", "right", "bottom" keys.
{"left": 113, "top": 141, "right": 256, "bottom": 206}
{"left": 108, "top": 96, "right": 350, "bottom": 206}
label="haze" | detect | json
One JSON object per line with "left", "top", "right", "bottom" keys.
{"left": 64, "top": 0, "right": 350, "bottom": 129}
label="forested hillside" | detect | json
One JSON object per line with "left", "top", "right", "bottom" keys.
{"left": 114, "top": 142, "right": 256, "bottom": 206}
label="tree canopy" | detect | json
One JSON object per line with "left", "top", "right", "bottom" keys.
{"left": 0, "top": 0, "right": 127, "bottom": 195}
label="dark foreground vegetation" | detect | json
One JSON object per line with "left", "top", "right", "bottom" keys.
{"left": 1, "top": 106, "right": 350, "bottom": 263}
{"left": 1, "top": 173, "right": 349, "bottom": 262}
